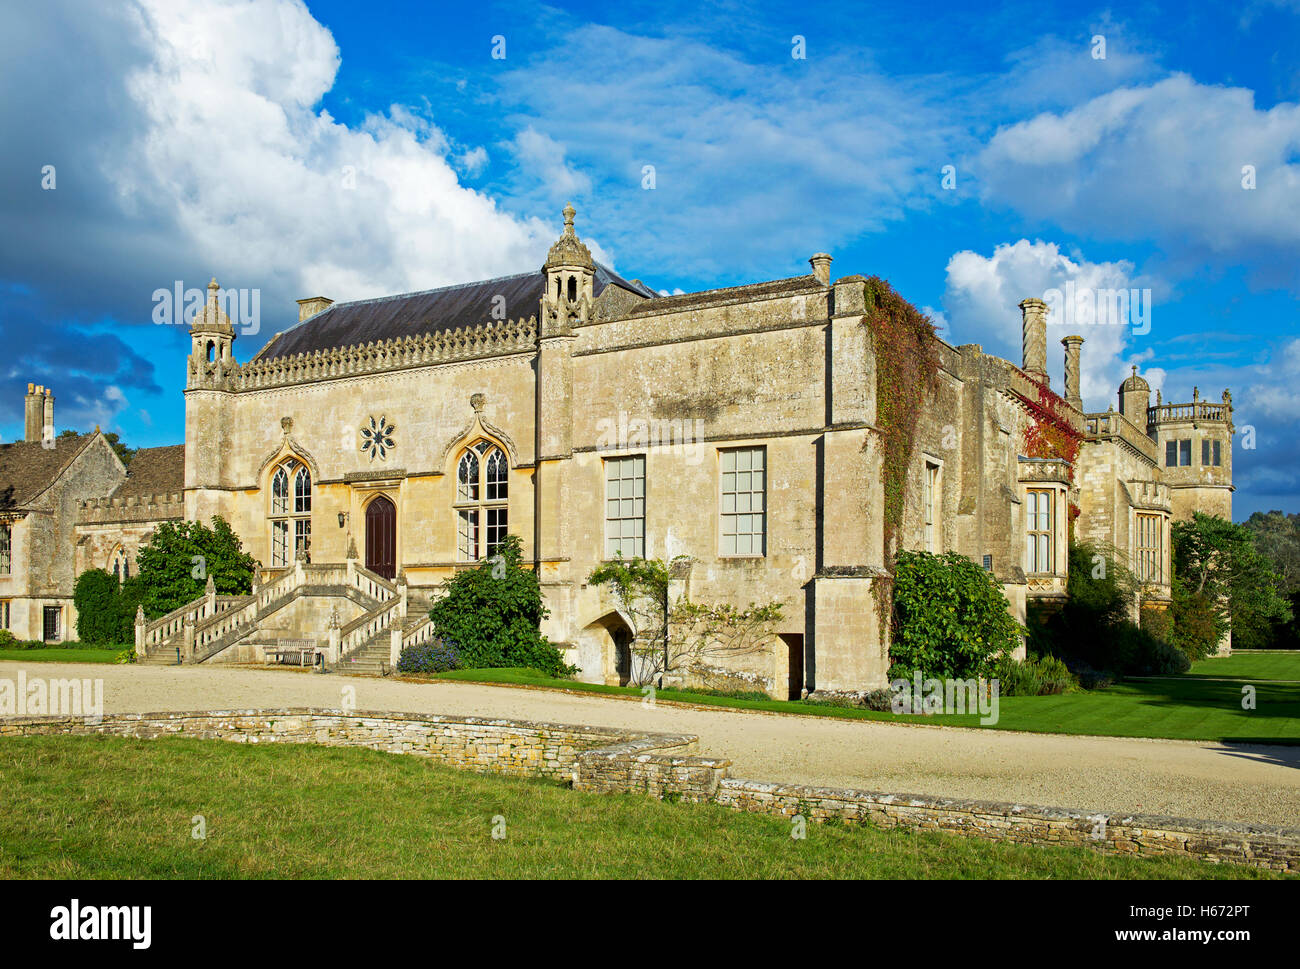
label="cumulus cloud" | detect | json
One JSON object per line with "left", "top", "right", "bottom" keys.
{"left": 940, "top": 239, "right": 1166, "bottom": 410}
{"left": 976, "top": 74, "right": 1300, "bottom": 289}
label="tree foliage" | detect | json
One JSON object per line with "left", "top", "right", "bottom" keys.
{"left": 889, "top": 550, "right": 1021, "bottom": 679}
{"left": 135, "top": 517, "right": 257, "bottom": 618}
{"left": 427, "top": 534, "right": 573, "bottom": 676}
{"left": 1172, "top": 512, "right": 1292, "bottom": 653}
{"left": 1032, "top": 542, "right": 1188, "bottom": 676}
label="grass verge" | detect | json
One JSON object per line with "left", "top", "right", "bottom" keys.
{"left": 0, "top": 734, "right": 1281, "bottom": 879}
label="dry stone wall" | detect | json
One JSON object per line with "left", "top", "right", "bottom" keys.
{"left": 4, "top": 708, "right": 1295, "bottom": 872}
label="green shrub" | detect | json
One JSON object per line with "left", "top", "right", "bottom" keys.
{"left": 135, "top": 517, "right": 256, "bottom": 619}
{"left": 889, "top": 550, "right": 1021, "bottom": 680}
{"left": 74, "top": 569, "right": 122, "bottom": 644}
{"left": 993, "top": 654, "right": 1076, "bottom": 696}
{"left": 0, "top": 630, "right": 15, "bottom": 648}
{"left": 428, "top": 535, "right": 575, "bottom": 677}
{"left": 1139, "top": 606, "right": 1174, "bottom": 645}
{"left": 113, "top": 647, "right": 136, "bottom": 664}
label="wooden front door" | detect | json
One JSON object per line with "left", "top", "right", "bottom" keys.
{"left": 365, "top": 495, "right": 397, "bottom": 579}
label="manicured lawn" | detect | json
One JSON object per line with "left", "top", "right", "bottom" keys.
{"left": 0, "top": 648, "right": 122, "bottom": 664}
{"left": 1187, "top": 651, "right": 1300, "bottom": 682}
{"left": 0, "top": 735, "right": 1279, "bottom": 879}
{"left": 430, "top": 668, "right": 1300, "bottom": 744}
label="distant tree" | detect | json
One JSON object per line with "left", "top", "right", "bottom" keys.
{"left": 1242, "top": 510, "right": 1300, "bottom": 591}
{"left": 135, "top": 517, "right": 257, "bottom": 618}
{"left": 1172, "top": 513, "right": 1292, "bottom": 653}
{"left": 56, "top": 428, "right": 135, "bottom": 465}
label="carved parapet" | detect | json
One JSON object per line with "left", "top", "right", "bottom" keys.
{"left": 75, "top": 491, "right": 185, "bottom": 526}
{"left": 231, "top": 316, "right": 538, "bottom": 392}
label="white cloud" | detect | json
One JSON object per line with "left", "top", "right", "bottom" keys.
{"left": 940, "top": 239, "right": 1165, "bottom": 411}
{"left": 977, "top": 74, "right": 1300, "bottom": 287}
{"left": 114, "top": 0, "right": 554, "bottom": 305}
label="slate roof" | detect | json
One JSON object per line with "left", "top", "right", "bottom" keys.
{"left": 0, "top": 433, "right": 97, "bottom": 511}
{"left": 257, "top": 264, "right": 657, "bottom": 361}
{"left": 116, "top": 444, "right": 185, "bottom": 498}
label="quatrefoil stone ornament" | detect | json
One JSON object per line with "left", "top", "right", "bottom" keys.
{"left": 359, "top": 415, "right": 396, "bottom": 462}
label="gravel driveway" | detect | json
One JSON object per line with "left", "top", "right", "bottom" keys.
{"left": 5, "top": 661, "right": 1298, "bottom": 827}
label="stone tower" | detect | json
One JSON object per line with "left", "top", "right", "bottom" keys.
{"left": 184, "top": 278, "right": 237, "bottom": 523}
{"left": 534, "top": 205, "right": 590, "bottom": 572}
{"left": 1147, "top": 384, "right": 1234, "bottom": 521}
{"left": 1118, "top": 365, "right": 1150, "bottom": 429}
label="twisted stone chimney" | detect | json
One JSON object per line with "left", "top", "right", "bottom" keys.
{"left": 809, "top": 253, "right": 832, "bottom": 285}
{"left": 1061, "top": 335, "right": 1084, "bottom": 411}
{"left": 23, "top": 383, "right": 42, "bottom": 441}
{"left": 42, "top": 387, "right": 53, "bottom": 440}
{"left": 1019, "top": 298, "right": 1049, "bottom": 385}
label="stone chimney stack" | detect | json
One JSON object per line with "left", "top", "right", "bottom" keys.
{"left": 1061, "top": 335, "right": 1084, "bottom": 411}
{"left": 23, "top": 383, "right": 42, "bottom": 442}
{"left": 296, "top": 296, "right": 334, "bottom": 322}
{"left": 42, "top": 386, "right": 54, "bottom": 440}
{"left": 1019, "top": 298, "right": 1049, "bottom": 385}
{"left": 809, "top": 253, "right": 832, "bottom": 286}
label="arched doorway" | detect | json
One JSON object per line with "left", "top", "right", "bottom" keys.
{"left": 365, "top": 494, "right": 396, "bottom": 579}
{"left": 576, "top": 613, "right": 636, "bottom": 686}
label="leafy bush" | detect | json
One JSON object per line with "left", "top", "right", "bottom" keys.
{"left": 136, "top": 517, "right": 256, "bottom": 619}
{"left": 113, "top": 647, "right": 136, "bottom": 664}
{"left": 994, "top": 654, "right": 1077, "bottom": 696}
{"left": 889, "top": 550, "right": 1021, "bottom": 680}
{"left": 0, "top": 630, "right": 15, "bottom": 648}
{"left": 396, "top": 640, "right": 461, "bottom": 675}
{"left": 428, "top": 535, "right": 575, "bottom": 677}
{"left": 74, "top": 569, "right": 148, "bottom": 644}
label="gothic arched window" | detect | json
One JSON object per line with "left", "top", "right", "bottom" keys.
{"left": 109, "top": 546, "right": 130, "bottom": 582}
{"left": 269, "top": 459, "right": 311, "bottom": 566}
{"left": 455, "top": 440, "right": 507, "bottom": 560}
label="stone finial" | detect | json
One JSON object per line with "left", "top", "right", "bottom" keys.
{"left": 1193, "top": 386, "right": 1199, "bottom": 401}
{"left": 205, "top": 574, "right": 216, "bottom": 595}
{"left": 328, "top": 605, "right": 340, "bottom": 630}
{"left": 281, "top": 416, "right": 293, "bottom": 434}
{"left": 135, "top": 604, "right": 146, "bottom": 624}
{"left": 1223, "top": 389, "right": 1232, "bottom": 406}
{"left": 544, "top": 202, "right": 594, "bottom": 271}
{"left": 470, "top": 393, "right": 485, "bottom": 414}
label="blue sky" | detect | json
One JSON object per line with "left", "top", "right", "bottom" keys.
{"left": 1, "top": 0, "right": 1298, "bottom": 518}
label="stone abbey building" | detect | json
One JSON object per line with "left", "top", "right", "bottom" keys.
{"left": 5, "top": 207, "right": 1233, "bottom": 692}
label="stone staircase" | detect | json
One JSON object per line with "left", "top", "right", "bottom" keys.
{"left": 336, "top": 594, "right": 435, "bottom": 677}
{"left": 133, "top": 561, "right": 437, "bottom": 676}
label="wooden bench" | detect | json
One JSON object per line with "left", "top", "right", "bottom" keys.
{"left": 265, "top": 640, "right": 318, "bottom": 667}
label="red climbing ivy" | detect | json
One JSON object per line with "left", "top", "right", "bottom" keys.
{"left": 866, "top": 277, "right": 941, "bottom": 561}
{"left": 1018, "top": 378, "right": 1083, "bottom": 477}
